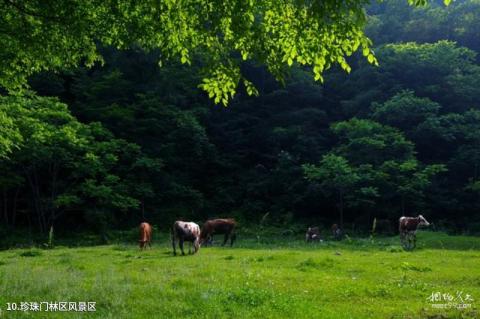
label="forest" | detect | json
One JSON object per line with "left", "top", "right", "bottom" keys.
{"left": 1, "top": 0, "right": 479, "bottom": 240}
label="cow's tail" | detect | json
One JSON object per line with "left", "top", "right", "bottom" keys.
{"left": 171, "top": 225, "right": 176, "bottom": 256}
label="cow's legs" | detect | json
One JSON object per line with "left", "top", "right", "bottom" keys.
{"left": 400, "top": 231, "right": 409, "bottom": 250}
{"left": 409, "top": 233, "right": 414, "bottom": 250}
{"left": 194, "top": 238, "right": 200, "bottom": 253}
{"left": 222, "top": 233, "right": 229, "bottom": 246}
{"left": 230, "top": 233, "right": 236, "bottom": 247}
{"left": 172, "top": 232, "right": 177, "bottom": 256}
{"left": 400, "top": 231, "right": 406, "bottom": 243}
{"left": 179, "top": 238, "right": 185, "bottom": 255}
{"left": 402, "top": 231, "right": 416, "bottom": 251}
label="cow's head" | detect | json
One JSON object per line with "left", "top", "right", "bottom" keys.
{"left": 199, "top": 235, "right": 209, "bottom": 246}
{"left": 418, "top": 215, "right": 430, "bottom": 227}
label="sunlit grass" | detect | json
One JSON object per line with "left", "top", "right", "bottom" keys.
{"left": 0, "top": 232, "right": 479, "bottom": 318}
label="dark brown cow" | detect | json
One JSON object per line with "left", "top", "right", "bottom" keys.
{"left": 305, "top": 227, "right": 321, "bottom": 242}
{"left": 172, "top": 221, "right": 201, "bottom": 256}
{"left": 200, "top": 218, "right": 237, "bottom": 247}
{"left": 139, "top": 222, "right": 152, "bottom": 250}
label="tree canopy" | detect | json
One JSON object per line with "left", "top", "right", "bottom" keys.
{"left": 0, "top": 0, "right": 448, "bottom": 105}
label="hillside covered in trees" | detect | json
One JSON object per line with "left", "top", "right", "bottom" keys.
{"left": 1, "top": 0, "right": 479, "bottom": 238}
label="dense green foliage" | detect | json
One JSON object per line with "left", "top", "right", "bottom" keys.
{"left": 0, "top": 95, "right": 161, "bottom": 234}
{"left": 0, "top": 0, "right": 375, "bottom": 101}
{"left": 0, "top": 0, "right": 479, "bottom": 237}
{"left": 0, "top": 0, "right": 446, "bottom": 105}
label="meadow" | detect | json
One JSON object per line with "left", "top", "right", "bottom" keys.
{"left": 0, "top": 231, "right": 479, "bottom": 319}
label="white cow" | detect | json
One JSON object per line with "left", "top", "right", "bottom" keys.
{"left": 399, "top": 214, "right": 430, "bottom": 250}
{"left": 172, "top": 221, "right": 201, "bottom": 256}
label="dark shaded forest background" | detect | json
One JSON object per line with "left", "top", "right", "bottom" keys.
{"left": 1, "top": 0, "right": 479, "bottom": 240}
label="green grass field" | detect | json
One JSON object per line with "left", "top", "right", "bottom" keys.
{"left": 0, "top": 232, "right": 479, "bottom": 319}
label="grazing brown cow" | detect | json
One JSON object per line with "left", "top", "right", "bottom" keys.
{"left": 139, "top": 222, "right": 152, "bottom": 250}
{"left": 172, "top": 221, "right": 201, "bottom": 256}
{"left": 305, "top": 227, "right": 322, "bottom": 242}
{"left": 200, "top": 218, "right": 237, "bottom": 247}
